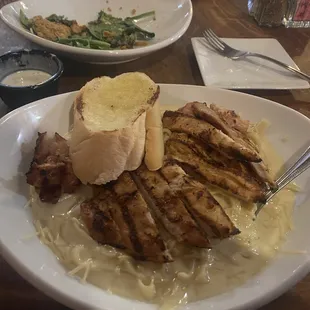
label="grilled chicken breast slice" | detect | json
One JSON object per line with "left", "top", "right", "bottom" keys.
{"left": 26, "top": 132, "right": 80, "bottom": 203}
{"left": 80, "top": 192, "right": 124, "bottom": 248}
{"left": 189, "top": 102, "right": 275, "bottom": 188}
{"left": 168, "top": 132, "right": 274, "bottom": 189}
{"left": 168, "top": 132, "right": 249, "bottom": 174}
{"left": 81, "top": 176, "right": 172, "bottom": 263}
{"left": 160, "top": 163, "right": 239, "bottom": 238}
{"left": 177, "top": 101, "right": 196, "bottom": 116}
{"left": 163, "top": 111, "right": 261, "bottom": 163}
{"left": 134, "top": 165, "right": 210, "bottom": 248}
{"left": 249, "top": 162, "right": 276, "bottom": 189}
{"left": 209, "top": 103, "right": 250, "bottom": 134}
{"left": 82, "top": 187, "right": 137, "bottom": 253}
{"left": 112, "top": 172, "right": 172, "bottom": 262}
{"left": 191, "top": 102, "right": 259, "bottom": 151}
{"left": 165, "top": 138, "right": 266, "bottom": 202}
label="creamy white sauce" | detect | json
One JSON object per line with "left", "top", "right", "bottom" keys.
{"left": 1, "top": 70, "right": 51, "bottom": 87}
{"left": 29, "top": 117, "right": 296, "bottom": 309}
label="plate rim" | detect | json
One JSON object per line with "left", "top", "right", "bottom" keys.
{"left": 191, "top": 37, "right": 310, "bottom": 90}
{"left": 0, "top": 84, "right": 310, "bottom": 310}
{"left": 0, "top": 0, "right": 193, "bottom": 58}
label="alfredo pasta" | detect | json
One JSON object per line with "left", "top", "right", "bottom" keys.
{"left": 27, "top": 119, "right": 296, "bottom": 309}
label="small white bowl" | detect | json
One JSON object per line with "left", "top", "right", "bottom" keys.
{"left": 0, "top": 0, "right": 193, "bottom": 64}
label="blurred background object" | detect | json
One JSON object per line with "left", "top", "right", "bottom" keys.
{"left": 248, "top": 0, "right": 288, "bottom": 26}
{"left": 283, "top": 0, "right": 310, "bottom": 28}
{"left": 248, "top": 0, "right": 310, "bottom": 27}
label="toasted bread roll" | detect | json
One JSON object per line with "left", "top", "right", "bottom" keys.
{"left": 69, "top": 72, "right": 159, "bottom": 185}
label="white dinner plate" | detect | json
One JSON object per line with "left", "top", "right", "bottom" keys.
{"left": 0, "top": 0, "right": 193, "bottom": 64}
{"left": 191, "top": 37, "right": 310, "bottom": 90}
{"left": 0, "top": 84, "right": 309, "bottom": 310}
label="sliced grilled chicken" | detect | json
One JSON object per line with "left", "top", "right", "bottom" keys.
{"left": 189, "top": 102, "right": 275, "bottom": 188}
{"left": 165, "top": 138, "right": 266, "bottom": 202}
{"left": 192, "top": 102, "right": 238, "bottom": 137}
{"left": 168, "top": 132, "right": 249, "bottom": 174}
{"left": 168, "top": 131, "right": 275, "bottom": 190}
{"left": 163, "top": 111, "right": 261, "bottom": 163}
{"left": 81, "top": 175, "right": 172, "bottom": 263}
{"left": 160, "top": 163, "right": 239, "bottom": 239}
{"left": 112, "top": 172, "right": 172, "bottom": 262}
{"left": 82, "top": 187, "right": 137, "bottom": 252}
{"left": 191, "top": 102, "right": 258, "bottom": 151}
{"left": 134, "top": 165, "right": 210, "bottom": 248}
{"left": 81, "top": 192, "right": 124, "bottom": 248}
{"left": 26, "top": 132, "right": 80, "bottom": 203}
{"left": 249, "top": 162, "right": 276, "bottom": 189}
{"left": 177, "top": 101, "right": 196, "bottom": 116}
{"left": 210, "top": 103, "right": 250, "bottom": 134}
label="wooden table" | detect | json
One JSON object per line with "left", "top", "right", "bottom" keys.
{"left": 0, "top": 0, "right": 309, "bottom": 309}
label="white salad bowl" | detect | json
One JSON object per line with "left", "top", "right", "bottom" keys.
{"left": 0, "top": 84, "right": 309, "bottom": 310}
{"left": 0, "top": 0, "right": 193, "bottom": 64}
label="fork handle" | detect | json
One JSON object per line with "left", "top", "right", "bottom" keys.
{"left": 277, "top": 146, "right": 310, "bottom": 186}
{"left": 266, "top": 146, "right": 310, "bottom": 203}
{"left": 246, "top": 53, "right": 310, "bottom": 83}
{"left": 255, "top": 146, "right": 310, "bottom": 217}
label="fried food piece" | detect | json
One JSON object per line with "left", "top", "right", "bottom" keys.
{"left": 32, "top": 16, "right": 71, "bottom": 40}
{"left": 70, "top": 21, "right": 87, "bottom": 34}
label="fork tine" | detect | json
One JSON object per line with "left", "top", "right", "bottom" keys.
{"left": 205, "top": 29, "right": 225, "bottom": 48}
{"left": 206, "top": 28, "right": 228, "bottom": 48}
{"left": 205, "top": 33, "right": 224, "bottom": 51}
{"left": 201, "top": 37, "right": 222, "bottom": 53}
{"left": 203, "top": 31, "right": 224, "bottom": 52}
{"left": 203, "top": 35, "right": 222, "bottom": 53}
{"left": 204, "top": 30, "right": 225, "bottom": 49}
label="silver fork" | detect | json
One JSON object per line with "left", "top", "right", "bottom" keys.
{"left": 255, "top": 145, "right": 310, "bottom": 217}
{"left": 203, "top": 29, "right": 310, "bottom": 82}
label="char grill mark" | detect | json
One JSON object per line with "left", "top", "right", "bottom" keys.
{"left": 186, "top": 102, "right": 275, "bottom": 188}
{"left": 159, "top": 163, "right": 239, "bottom": 239}
{"left": 177, "top": 101, "right": 196, "bottom": 116}
{"left": 81, "top": 173, "right": 172, "bottom": 263}
{"left": 134, "top": 165, "right": 210, "bottom": 248}
{"left": 80, "top": 192, "right": 124, "bottom": 248}
{"left": 168, "top": 132, "right": 251, "bottom": 174}
{"left": 191, "top": 102, "right": 259, "bottom": 153}
{"left": 113, "top": 179, "right": 143, "bottom": 256}
{"left": 165, "top": 137, "right": 266, "bottom": 202}
{"left": 26, "top": 132, "right": 80, "bottom": 203}
{"left": 112, "top": 172, "right": 172, "bottom": 262}
{"left": 169, "top": 132, "right": 273, "bottom": 190}
{"left": 163, "top": 111, "right": 261, "bottom": 163}
{"left": 209, "top": 103, "right": 250, "bottom": 134}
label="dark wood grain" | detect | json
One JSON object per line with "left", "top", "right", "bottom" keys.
{"left": 0, "top": 0, "right": 309, "bottom": 309}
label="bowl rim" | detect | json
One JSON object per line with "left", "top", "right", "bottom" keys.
{"left": 0, "top": 0, "right": 193, "bottom": 58}
{"left": 0, "top": 85, "right": 309, "bottom": 310}
{"left": 0, "top": 49, "right": 64, "bottom": 90}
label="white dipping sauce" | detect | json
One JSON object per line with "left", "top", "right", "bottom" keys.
{"left": 29, "top": 116, "right": 297, "bottom": 309}
{"left": 1, "top": 70, "right": 51, "bottom": 87}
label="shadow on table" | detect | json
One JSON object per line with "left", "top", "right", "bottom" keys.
{"left": 262, "top": 291, "right": 310, "bottom": 310}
